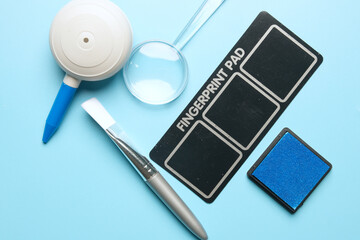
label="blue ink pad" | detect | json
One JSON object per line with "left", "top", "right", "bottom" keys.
{"left": 247, "top": 128, "right": 332, "bottom": 213}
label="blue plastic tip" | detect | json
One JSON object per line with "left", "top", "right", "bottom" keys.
{"left": 42, "top": 82, "right": 78, "bottom": 143}
{"left": 42, "top": 123, "right": 57, "bottom": 143}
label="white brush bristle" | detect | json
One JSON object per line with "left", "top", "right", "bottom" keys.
{"left": 81, "top": 98, "right": 115, "bottom": 130}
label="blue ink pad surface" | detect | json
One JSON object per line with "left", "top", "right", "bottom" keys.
{"left": 248, "top": 128, "right": 332, "bottom": 213}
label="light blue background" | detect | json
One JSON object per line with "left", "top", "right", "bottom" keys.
{"left": 1, "top": 0, "right": 359, "bottom": 239}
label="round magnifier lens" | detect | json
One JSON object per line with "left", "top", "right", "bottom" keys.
{"left": 123, "top": 40, "right": 188, "bottom": 105}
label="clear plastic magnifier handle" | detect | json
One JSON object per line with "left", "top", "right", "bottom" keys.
{"left": 173, "top": 0, "right": 226, "bottom": 50}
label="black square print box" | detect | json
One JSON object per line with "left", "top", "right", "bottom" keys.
{"left": 165, "top": 121, "right": 243, "bottom": 199}
{"left": 151, "top": 12, "right": 323, "bottom": 203}
{"left": 240, "top": 25, "right": 318, "bottom": 102}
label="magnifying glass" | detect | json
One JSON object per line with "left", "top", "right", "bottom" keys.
{"left": 123, "top": 0, "right": 225, "bottom": 105}
{"left": 42, "top": 0, "right": 132, "bottom": 143}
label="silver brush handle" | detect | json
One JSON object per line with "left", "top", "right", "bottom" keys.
{"left": 147, "top": 173, "right": 207, "bottom": 240}
{"left": 106, "top": 126, "right": 157, "bottom": 180}
{"left": 106, "top": 125, "right": 207, "bottom": 240}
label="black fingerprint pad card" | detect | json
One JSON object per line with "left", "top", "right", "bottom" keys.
{"left": 150, "top": 12, "right": 323, "bottom": 203}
